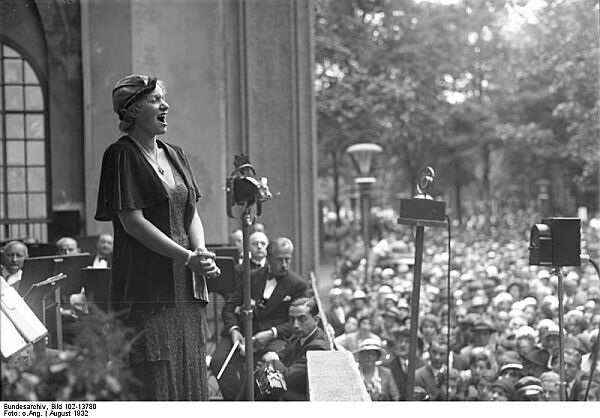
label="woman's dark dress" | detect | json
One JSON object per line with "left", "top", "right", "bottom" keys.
{"left": 95, "top": 137, "right": 209, "bottom": 400}
{"left": 129, "top": 166, "right": 209, "bottom": 400}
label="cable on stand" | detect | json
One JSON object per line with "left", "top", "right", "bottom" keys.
{"left": 583, "top": 256, "right": 600, "bottom": 401}
{"left": 444, "top": 214, "right": 452, "bottom": 400}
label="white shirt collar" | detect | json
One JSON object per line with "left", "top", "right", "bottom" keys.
{"left": 92, "top": 256, "right": 109, "bottom": 268}
{"left": 253, "top": 258, "right": 266, "bottom": 268}
{"left": 2, "top": 268, "right": 22, "bottom": 287}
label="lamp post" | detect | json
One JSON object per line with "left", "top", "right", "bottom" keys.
{"left": 346, "top": 143, "right": 383, "bottom": 286}
{"left": 535, "top": 178, "right": 552, "bottom": 217}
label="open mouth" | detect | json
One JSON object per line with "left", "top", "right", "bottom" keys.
{"left": 157, "top": 113, "right": 167, "bottom": 124}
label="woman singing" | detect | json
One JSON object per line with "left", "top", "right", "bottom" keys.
{"left": 95, "top": 74, "right": 218, "bottom": 400}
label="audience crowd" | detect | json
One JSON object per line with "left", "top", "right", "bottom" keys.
{"left": 325, "top": 208, "right": 600, "bottom": 401}
{"left": 2, "top": 206, "right": 600, "bottom": 401}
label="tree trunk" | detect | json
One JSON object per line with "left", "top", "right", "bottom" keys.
{"left": 332, "top": 150, "right": 342, "bottom": 227}
{"left": 454, "top": 165, "right": 463, "bottom": 225}
{"left": 482, "top": 142, "right": 491, "bottom": 232}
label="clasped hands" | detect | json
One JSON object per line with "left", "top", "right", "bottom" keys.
{"left": 186, "top": 248, "right": 220, "bottom": 278}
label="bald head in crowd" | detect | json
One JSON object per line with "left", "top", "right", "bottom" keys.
{"left": 56, "top": 237, "right": 80, "bottom": 255}
{"left": 267, "top": 237, "right": 294, "bottom": 278}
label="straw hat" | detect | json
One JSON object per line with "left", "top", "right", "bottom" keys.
{"left": 355, "top": 338, "right": 385, "bottom": 360}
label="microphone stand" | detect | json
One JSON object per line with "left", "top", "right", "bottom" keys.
{"left": 241, "top": 206, "right": 255, "bottom": 401}
{"left": 397, "top": 167, "right": 447, "bottom": 400}
{"left": 554, "top": 268, "right": 567, "bottom": 401}
{"left": 22, "top": 273, "right": 67, "bottom": 300}
{"left": 22, "top": 273, "right": 67, "bottom": 350}
{"left": 225, "top": 153, "right": 274, "bottom": 401}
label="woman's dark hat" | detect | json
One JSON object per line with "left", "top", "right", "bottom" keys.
{"left": 491, "top": 379, "right": 515, "bottom": 398}
{"left": 382, "top": 307, "right": 403, "bottom": 322}
{"left": 515, "top": 376, "right": 543, "bottom": 397}
{"left": 520, "top": 347, "right": 550, "bottom": 370}
{"left": 473, "top": 318, "right": 496, "bottom": 332}
{"left": 112, "top": 74, "right": 158, "bottom": 116}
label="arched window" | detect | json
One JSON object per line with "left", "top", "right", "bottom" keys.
{"left": 1, "top": 43, "right": 48, "bottom": 242}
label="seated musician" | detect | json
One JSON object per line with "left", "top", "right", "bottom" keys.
{"left": 1, "top": 241, "right": 28, "bottom": 292}
{"left": 56, "top": 237, "right": 81, "bottom": 255}
{"left": 209, "top": 237, "right": 307, "bottom": 400}
{"left": 258, "top": 297, "right": 328, "bottom": 400}
{"left": 233, "top": 231, "right": 269, "bottom": 288}
{"left": 91, "top": 233, "right": 114, "bottom": 268}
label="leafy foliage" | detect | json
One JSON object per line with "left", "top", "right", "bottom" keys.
{"left": 2, "top": 307, "right": 139, "bottom": 401}
{"left": 316, "top": 0, "right": 600, "bottom": 221}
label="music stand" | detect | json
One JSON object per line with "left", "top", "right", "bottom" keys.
{"left": 207, "top": 256, "right": 236, "bottom": 295}
{"left": 20, "top": 253, "right": 92, "bottom": 300}
{"left": 19, "top": 273, "right": 66, "bottom": 350}
{"left": 20, "top": 254, "right": 91, "bottom": 350}
{"left": 207, "top": 246, "right": 241, "bottom": 262}
{"left": 205, "top": 256, "right": 236, "bottom": 344}
{"left": 81, "top": 267, "right": 111, "bottom": 313}
{"left": 1, "top": 278, "right": 48, "bottom": 359}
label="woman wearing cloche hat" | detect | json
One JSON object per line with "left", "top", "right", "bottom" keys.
{"left": 355, "top": 338, "right": 400, "bottom": 401}
{"left": 95, "top": 74, "right": 219, "bottom": 400}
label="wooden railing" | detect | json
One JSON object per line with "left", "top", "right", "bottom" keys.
{"left": 309, "top": 271, "right": 336, "bottom": 351}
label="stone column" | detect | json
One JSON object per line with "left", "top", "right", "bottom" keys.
{"left": 82, "top": 0, "right": 317, "bottom": 276}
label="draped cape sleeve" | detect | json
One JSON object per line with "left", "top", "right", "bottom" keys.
{"left": 95, "top": 136, "right": 169, "bottom": 221}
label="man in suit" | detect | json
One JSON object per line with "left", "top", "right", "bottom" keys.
{"left": 562, "top": 348, "right": 584, "bottom": 401}
{"left": 260, "top": 297, "right": 328, "bottom": 400}
{"left": 233, "top": 231, "right": 268, "bottom": 287}
{"left": 0, "top": 241, "right": 28, "bottom": 292}
{"left": 563, "top": 274, "right": 587, "bottom": 311}
{"left": 521, "top": 346, "right": 550, "bottom": 378}
{"left": 228, "top": 229, "right": 243, "bottom": 264}
{"left": 414, "top": 334, "right": 450, "bottom": 400}
{"left": 91, "top": 233, "right": 113, "bottom": 268}
{"left": 209, "top": 237, "right": 307, "bottom": 400}
{"left": 383, "top": 326, "right": 424, "bottom": 400}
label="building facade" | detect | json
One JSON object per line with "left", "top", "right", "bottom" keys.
{"left": 1, "top": 0, "right": 318, "bottom": 275}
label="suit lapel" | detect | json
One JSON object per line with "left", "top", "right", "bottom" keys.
{"left": 284, "top": 336, "right": 302, "bottom": 366}
{"left": 252, "top": 266, "right": 269, "bottom": 301}
{"left": 286, "top": 329, "right": 319, "bottom": 366}
{"left": 301, "top": 328, "right": 320, "bottom": 347}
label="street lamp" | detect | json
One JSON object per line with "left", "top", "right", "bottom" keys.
{"left": 345, "top": 143, "right": 383, "bottom": 286}
{"left": 535, "top": 178, "right": 552, "bottom": 216}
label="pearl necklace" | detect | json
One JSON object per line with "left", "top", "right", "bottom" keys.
{"left": 132, "top": 137, "right": 165, "bottom": 175}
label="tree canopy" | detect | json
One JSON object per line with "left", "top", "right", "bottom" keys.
{"left": 315, "top": 0, "right": 600, "bottom": 223}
